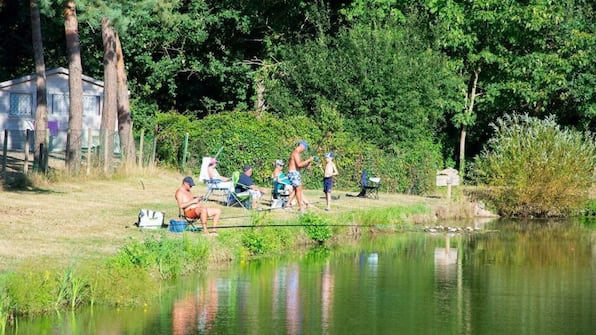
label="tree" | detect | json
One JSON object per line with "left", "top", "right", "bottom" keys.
{"left": 63, "top": 0, "right": 83, "bottom": 175}
{"left": 100, "top": 16, "right": 117, "bottom": 174}
{"left": 114, "top": 30, "right": 135, "bottom": 167}
{"left": 424, "top": 0, "right": 596, "bottom": 174}
{"left": 30, "top": 0, "right": 48, "bottom": 172}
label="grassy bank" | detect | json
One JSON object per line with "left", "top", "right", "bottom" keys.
{"left": 0, "top": 167, "right": 475, "bottom": 318}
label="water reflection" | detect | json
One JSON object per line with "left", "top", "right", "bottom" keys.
{"left": 321, "top": 261, "right": 334, "bottom": 335}
{"left": 171, "top": 276, "right": 219, "bottom": 334}
{"left": 6, "top": 219, "right": 595, "bottom": 335}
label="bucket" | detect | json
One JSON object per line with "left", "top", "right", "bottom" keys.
{"left": 168, "top": 219, "right": 187, "bottom": 233}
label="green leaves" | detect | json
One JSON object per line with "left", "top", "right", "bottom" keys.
{"left": 300, "top": 213, "right": 332, "bottom": 245}
{"left": 471, "top": 114, "right": 596, "bottom": 217}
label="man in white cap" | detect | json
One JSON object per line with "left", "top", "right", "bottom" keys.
{"left": 175, "top": 176, "right": 221, "bottom": 235}
{"left": 287, "top": 140, "right": 314, "bottom": 212}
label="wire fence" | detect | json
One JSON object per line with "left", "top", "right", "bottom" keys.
{"left": 1, "top": 128, "right": 157, "bottom": 176}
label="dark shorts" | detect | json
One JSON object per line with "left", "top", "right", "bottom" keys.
{"left": 323, "top": 177, "right": 333, "bottom": 193}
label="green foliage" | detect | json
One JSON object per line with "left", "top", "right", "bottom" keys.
{"left": 266, "top": 16, "right": 459, "bottom": 152}
{"left": 154, "top": 110, "right": 441, "bottom": 194}
{"left": 300, "top": 212, "right": 332, "bottom": 244}
{"left": 0, "top": 288, "right": 9, "bottom": 334}
{"left": 89, "top": 260, "right": 157, "bottom": 306}
{"left": 240, "top": 227, "right": 293, "bottom": 256}
{"left": 5, "top": 262, "right": 61, "bottom": 315}
{"left": 471, "top": 114, "right": 596, "bottom": 217}
{"left": 426, "top": 0, "right": 596, "bottom": 156}
{"left": 581, "top": 200, "right": 596, "bottom": 218}
{"left": 341, "top": 205, "right": 430, "bottom": 228}
{"left": 55, "top": 266, "right": 89, "bottom": 310}
{"left": 112, "top": 232, "right": 209, "bottom": 279}
{"left": 240, "top": 212, "right": 293, "bottom": 256}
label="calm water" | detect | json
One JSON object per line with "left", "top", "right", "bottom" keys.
{"left": 8, "top": 219, "right": 595, "bottom": 335}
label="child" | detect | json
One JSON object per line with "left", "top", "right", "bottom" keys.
{"left": 323, "top": 152, "right": 339, "bottom": 211}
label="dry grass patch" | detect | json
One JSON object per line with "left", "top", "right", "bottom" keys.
{"left": 1, "top": 164, "right": 468, "bottom": 271}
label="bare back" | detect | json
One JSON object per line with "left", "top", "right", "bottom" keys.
{"left": 288, "top": 147, "right": 301, "bottom": 171}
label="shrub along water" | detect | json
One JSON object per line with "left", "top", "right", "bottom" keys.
{"left": 471, "top": 114, "right": 596, "bottom": 217}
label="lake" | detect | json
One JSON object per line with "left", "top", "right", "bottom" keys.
{"left": 7, "top": 218, "right": 595, "bottom": 334}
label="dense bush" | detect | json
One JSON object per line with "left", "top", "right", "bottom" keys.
{"left": 471, "top": 114, "right": 596, "bottom": 217}
{"left": 154, "top": 111, "right": 442, "bottom": 194}
{"left": 240, "top": 213, "right": 294, "bottom": 255}
{"left": 300, "top": 213, "right": 332, "bottom": 244}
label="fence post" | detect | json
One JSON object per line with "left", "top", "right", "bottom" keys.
{"left": 182, "top": 132, "right": 189, "bottom": 171}
{"left": 151, "top": 134, "right": 157, "bottom": 167}
{"left": 87, "top": 128, "right": 92, "bottom": 175}
{"left": 2, "top": 129, "right": 7, "bottom": 175}
{"left": 38, "top": 143, "right": 43, "bottom": 174}
{"left": 139, "top": 128, "right": 145, "bottom": 168}
{"left": 24, "top": 129, "right": 30, "bottom": 174}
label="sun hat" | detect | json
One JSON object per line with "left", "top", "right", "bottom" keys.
{"left": 183, "top": 176, "right": 195, "bottom": 187}
{"left": 275, "top": 159, "right": 284, "bottom": 166}
{"left": 210, "top": 157, "right": 218, "bottom": 165}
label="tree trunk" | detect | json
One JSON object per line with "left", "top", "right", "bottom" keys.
{"left": 101, "top": 17, "right": 117, "bottom": 174}
{"left": 458, "top": 67, "right": 480, "bottom": 177}
{"left": 64, "top": 0, "right": 83, "bottom": 175}
{"left": 30, "top": 0, "right": 48, "bottom": 173}
{"left": 115, "top": 31, "right": 135, "bottom": 167}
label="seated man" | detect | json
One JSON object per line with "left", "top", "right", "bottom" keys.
{"left": 236, "top": 164, "right": 268, "bottom": 209}
{"left": 175, "top": 176, "right": 221, "bottom": 235}
{"left": 207, "top": 158, "right": 233, "bottom": 191}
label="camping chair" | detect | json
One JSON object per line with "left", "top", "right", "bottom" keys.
{"left": 199, "top": 157, "right": 232, "bottom": 204}
{"left": 271, "top": 177, "right": 291, "bottom": 208}
{"left": 177, "top": 207, "right": 202, "bottom": 232}
{"left": 226, "top": 171, "right": 251, "bottom": 209}
{"left": 357, "top": 170, "right": 381, "bottom": 199}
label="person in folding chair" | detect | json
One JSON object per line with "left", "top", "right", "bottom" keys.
{"left": 207, "top": 158, "right": 233, "bottom": 190}
{"left": 175, "top": 176, "right": 221, "bottom": 235}
{"left": 235, "top": 164, "right": 268, "bottom": 209}
{"left": 271, "top": 159, "right": 292, "bottom": 208}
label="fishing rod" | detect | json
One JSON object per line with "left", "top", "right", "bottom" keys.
{"left": 204, "top": 223, "right": 361, "bottom": 229}
{"left": 190, "top": 223, "right": 426, "bottom": 230}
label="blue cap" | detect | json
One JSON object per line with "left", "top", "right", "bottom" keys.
{"left": 325, "top": 152, "right": 334, "bottom": 159}
{"left": 243, "top": 164, "right": 252, "bottom": 171}
{"left": 183, "top": 176, "right": 195, "bottom": 187}
{"left": 299, "top": 140, "right": 309, "bottom": 151}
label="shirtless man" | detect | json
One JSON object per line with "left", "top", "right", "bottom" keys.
{"left": 287, "top": 140, "right": 314, "bottom": 212}
{"left": 175, "top": 176, "right": 221, "bottom": 235}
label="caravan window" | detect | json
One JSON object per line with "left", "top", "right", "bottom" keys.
{"left": 52, "top": 94, "right": 69, "bottom": 115}
{"left": 9, "top": 93, "right": 32, "bottom": 116}
{"left": 52, "top": 94, "right": 101, "bottom": 116}
{"left": 83, "top": 95, "right": 100, "bottom": 116}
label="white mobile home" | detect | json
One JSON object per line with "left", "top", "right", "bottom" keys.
{"left": 0, "top": 67, "right": 105, "bottom": 152}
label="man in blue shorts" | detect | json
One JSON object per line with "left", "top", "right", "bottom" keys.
{"left": 323, "top": 152, "right": 338, "bottom": 211}
{"left": 286, "top": 140, "right": 314, "bottom": 212}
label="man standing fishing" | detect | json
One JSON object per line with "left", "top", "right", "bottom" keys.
{"left": 286, "top": 140, "right": 315, "bottom": 213}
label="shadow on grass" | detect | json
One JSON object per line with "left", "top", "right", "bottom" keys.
{"left": 0, "top": 155, "right": 58, "bottom": 193}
